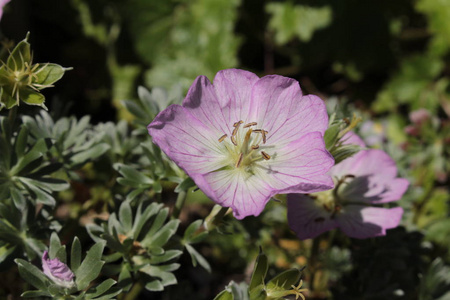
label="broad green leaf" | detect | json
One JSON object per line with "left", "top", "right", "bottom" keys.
{"left": 34, "top": 64, "right": 67, "bottom": 86}
{"left": 20, "top": 88, "right": 46, "bottom": 107}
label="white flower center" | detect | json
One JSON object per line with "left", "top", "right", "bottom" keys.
{"left": 217, "top": 120, "right": 271, "bottom": 172}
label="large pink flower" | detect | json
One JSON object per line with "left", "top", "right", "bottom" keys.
{"left": 288, "top": 132, "right": 409, "bottom": 239}
{"left": 148, "top": 69, "right": 334, "bottom": 219}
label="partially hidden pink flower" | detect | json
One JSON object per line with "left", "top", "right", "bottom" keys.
{"left": 287, "top": 132, "right": 408, "bottom": 239}
{"left": 42, "top": 251, "right": 75, "bottom": 288}
{"left": 0, "top": 0, "right": 10, "bottom": 20}
{"left": 148, "top": 69, "right": 334, "bottom": 219}
{"left": 409, "top": 108, "right": 430, "bottom": 125}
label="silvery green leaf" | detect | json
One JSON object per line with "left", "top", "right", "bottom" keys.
{"left": 249, "top": 250, "right": 268, "bottom": 291}
{"left": 75, "top": 241, "right": 106, "bottom": 291}
{"left": 15, "top": 258, "right": 50, "bottom": 291}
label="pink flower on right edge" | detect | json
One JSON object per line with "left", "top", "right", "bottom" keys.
{"left": 287, "top": 132, "right": 409, "bottom": 239}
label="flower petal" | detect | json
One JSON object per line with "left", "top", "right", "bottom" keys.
{"left": 257, "top": 131, "right": 334, "bottom": 194}
{"left": 249, "top": 75, "right": 328, "bottom": 145}
{"left": 337, "top": 206, "right": 403, "bottom": 239}
{"left": 148, "top": 105, "right": 226, "bottom": 176}
{"left": 201, "top": 169, "right": 273, "bottom": 219}
{"left": 287, "top": 194, "right": 338, "bottom": 240}
{"left": 213, "top": 69, "right": 260, "bottom": 125}
{"left": 182, "top": 75, "right": 230, "bottom": 135}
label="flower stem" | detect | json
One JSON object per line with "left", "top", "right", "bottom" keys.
{"left": 308, "top": 236, "right": 321, "bottom": 292}
{"left": 172, "top": 190, "right": 187, "bottom": 219}
{"left": 123, "top": 280, "right": 144, "bottom": 300}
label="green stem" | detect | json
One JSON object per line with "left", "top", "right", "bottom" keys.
{"left": 123, "top": 280, "right": 144, "bottom": 300}
{"left": 308, "top": 236, "right": 321, "bottom": 292}
{"left": 172, "top": 190, "right": 187, "bottom": 219}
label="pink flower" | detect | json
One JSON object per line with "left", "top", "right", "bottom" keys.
{"left": 42, "top": 251, "right": 75, "bottom": 288}
{"left": 148, "top": 69, "right": 334, "bottom": 219}
{"left": 0, "top": 0, "right": 10, "bottom": 20}
{"left": 409, "top": 108, "right": 430, "bottom": 125}
{"left": 287, "top": 133, "right": 408, "bottom": 239}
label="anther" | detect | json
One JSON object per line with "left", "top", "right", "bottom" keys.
{"left": 233, "top": 120, "right": 243, "bottom": 127}
{"left": 262, "top": 131, "right": 267, "bottom": 144}
{"left": 235, "top": 153, "right": 244, "bottom": 168}
{"left": 218, "top": 134, "right": 227, "bottom": 142}
{"left": 243, "top": 122, "right": 257, "bottom": 128}
{"left": 253, "top": 129, "right": 263, "bottom": 133}
{"left": 261, "top": 151, "right": 270, "bottom": 160}
{"left": 251, "top": 145, "right": 259, "bottom": 150}
{"left": 231, "top": 135, "right": 237, "bottom": 146}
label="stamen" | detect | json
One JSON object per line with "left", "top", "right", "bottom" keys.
{"left": 232, "top": 121, "right": 242, "bottom": 137}
{"left": 253, "top": 129, "right": 263, "bottom": 133}
{"left": 251, "top": 145, "right": 259, "bottom": 150}
{"left": 235, "top": 153, "right": 244, "bottom": 168}
{"left": 243, "top": 122, "right": 257, "bottom": 128}
{"left": 231, "top": 135, "right": 237, "bottom": 146}
{"left": 218, "top": 134, "right": 227, "bottom": 143}
{"left": 261, "top": 151, "right": 270, "bottom": 160}
{"left": 262, "top": 131, "right": 267, "bottom": 144}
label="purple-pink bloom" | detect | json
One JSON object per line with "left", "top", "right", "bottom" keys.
{"left": 42, "top": 251, "right": 75, "bottom": 288}
{"left": 148, "top": 69, "right": 334, "bottom": 219}
{"left": 0, "top": 0, "right": 10, "bottom": 20}
{"left": 288, "top": 132, "right": 408, "bottom": 239}
{"left": 409, "top": 108, "right": 430, "bottom": 125}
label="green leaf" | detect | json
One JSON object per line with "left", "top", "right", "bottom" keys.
{"left": 184, "top": 219, "right": 203, "bottom": 241}
{"left": 34, "top": 64, "right": 67, "bottom": 87}
{"left": 213, "top": 290, "right": 233, "bottom": 300}
{"left": 174, "top": 177, "right": 195, "bottom": 193}
{"left": 49, "top": 232, "right": 62, "bottom": 260}
{"left": 150, "top": 250, "right": 183, "bottom": 264}
{"left": 249, "top": 250, "right": 268, "bottom": 291}
{"left": 21, "top": 290, "right": 52, "bottom": 298}
{"left": 15, "top": 258, "right": 49, "bottom": 291}
{"left": 7, "top": 34, "right": 31, "bottom": 71}
{"left": 185, "top": 243, "right": 211, "bottom": 273}
{"left": 70, "top": 143, "right": 111, "bottom": 167}
{"left": 324, "top": 123, "right": 341, "bottom": 150}
{"left": 145, "top": 280, "right": 164, "bottom": 292}
{"left": 114, "top": 163, "right": 153, "bottom": 186}
{"left": 266, "top": 268, "right": 301, "bottom": 290}
{"left": 85, "top": 279, "right": 116, "bottom": 299}
{"left": 75, "top": 241, "right": 106, "bottom": 291}
{"left": 10, "top": 187, "right": 26, "bottom": 210}
{"left": 119, "top": 201, "right": 133, "bottom": 233}
{"left": 147, "top": 219, "right": 180, "bottom": 248}
{"left": 71, "top": 237, "right": 82, "bottom": 273}
{"left": 20, "top": 88, "right": 46, "bottom": 107}
{"left": 14, "top": 126, "right": 29, "bottom": 159}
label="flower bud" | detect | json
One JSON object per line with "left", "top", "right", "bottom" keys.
{"left": 42, "top": 251, "right": 75, "bottom": 289}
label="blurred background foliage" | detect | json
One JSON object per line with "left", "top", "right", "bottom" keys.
{"left": 0, "top": 0, "right": 449, "bottom": 299}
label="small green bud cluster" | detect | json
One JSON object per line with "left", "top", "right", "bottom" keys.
{"left": 0, "top": 33, "right": 70, "bottom": 111}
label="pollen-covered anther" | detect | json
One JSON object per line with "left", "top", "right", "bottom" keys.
{"left": 262, "top": 131, "right": 267, "bottom": 144}
{"left": 218, "top": 134, "right": 227, "bottom": 142}
{"left": 233, "top": 120, "right": 243, "bottom": 127}
{"left": 251, "top": 145, "right": 259, "bottom": 150}
{"left": 243, "top": 122, "right": 257, "bottom": 128}
{"left": 261, "top": 151, "right": 271, "bottom": 160}
{"left": 231, "top": 135, "right": 237, "bottom": 146}
{"left": 235, "top": 153, "right": 244, "bottom": 168}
